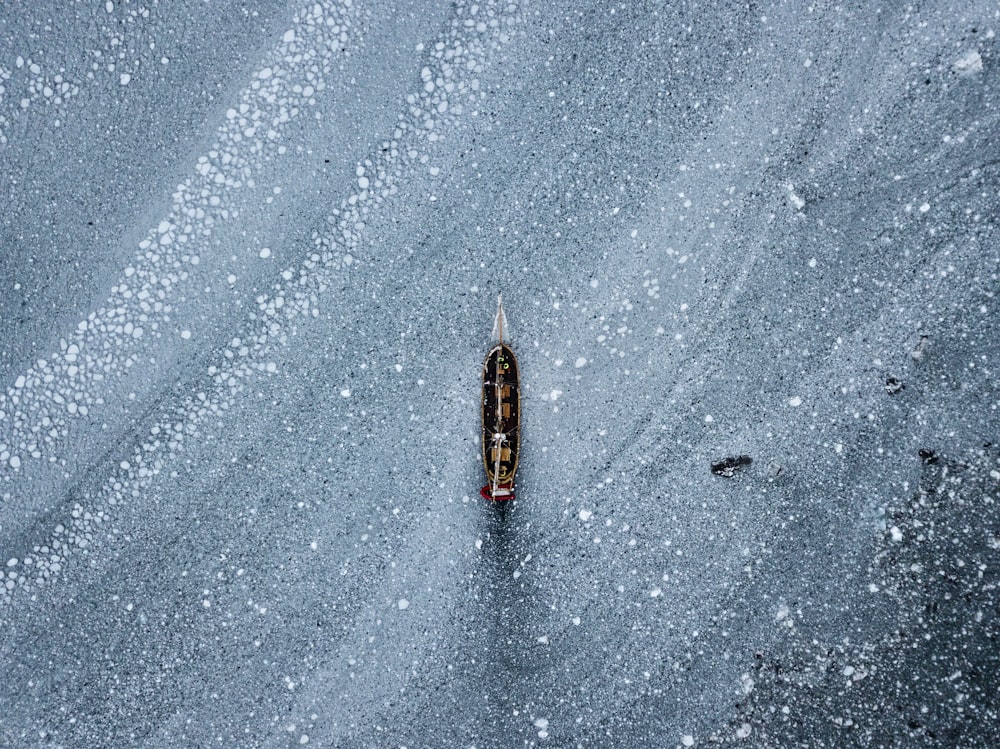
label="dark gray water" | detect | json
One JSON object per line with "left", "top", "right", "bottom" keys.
{"left": 2, "top": 1, "right": 998, "bottom": 746}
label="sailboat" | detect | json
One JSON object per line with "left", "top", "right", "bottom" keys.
{"left": 480, "top": 295, "right": 520, "bottom": 501}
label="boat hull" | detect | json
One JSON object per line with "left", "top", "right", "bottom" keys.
{"left": 481, "top": 343, "right": 519, "bottom": 500}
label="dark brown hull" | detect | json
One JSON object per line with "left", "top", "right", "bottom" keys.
{"left": 481, "top": 343, "right": 520, "bottom": 494}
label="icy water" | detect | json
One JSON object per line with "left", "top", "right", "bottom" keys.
{"left": 1, "top": 1, "right": 998, "bottom": 746}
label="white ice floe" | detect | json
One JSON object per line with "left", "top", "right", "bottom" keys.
{"left": 953, "top": 50, "right": 983, "bottom": 76}
{"left": 787, "top": 183, "right": 805, "bottom": 210}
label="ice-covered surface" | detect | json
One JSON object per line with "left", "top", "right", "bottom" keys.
{"left": 1, "top": 0, "right": 999, "bottom": 746}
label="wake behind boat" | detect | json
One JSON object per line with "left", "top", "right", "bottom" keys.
{"left": 480, "top": 295, "right": 519, "bottom": 501}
